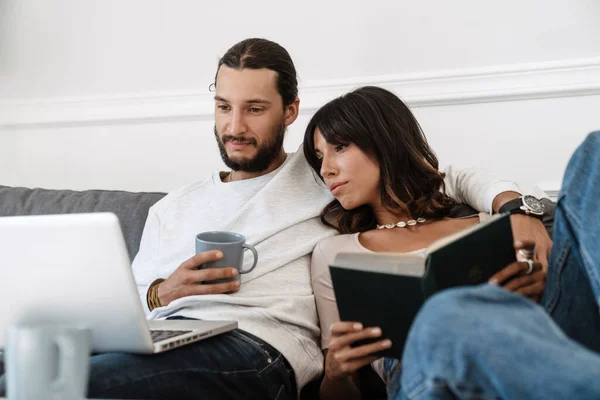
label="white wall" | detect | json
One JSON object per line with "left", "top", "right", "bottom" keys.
{"left": 1, "top": 0, "right": 600, "bottom": 194}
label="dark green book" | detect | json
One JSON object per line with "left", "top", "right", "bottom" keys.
{"left": 329, "top": 213, "right": 515, "bottom": 359}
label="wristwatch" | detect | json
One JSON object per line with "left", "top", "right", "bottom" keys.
{"left": 498, "top": 195, "right": 545, "bottom": 219}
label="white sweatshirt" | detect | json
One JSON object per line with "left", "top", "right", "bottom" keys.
{"left": 132, "top": 148, "right": 519, "bottom": 388}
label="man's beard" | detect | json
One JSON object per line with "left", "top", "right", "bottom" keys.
{"left": 214, "top": 121, "right": 286, "bottom": 173}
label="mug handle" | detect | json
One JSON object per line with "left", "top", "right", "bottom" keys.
{"left": 52, "top": 334, "right": 76, "bottom": 392}
{"left": 240, "top": 244, "right": 258, "bottom": 274}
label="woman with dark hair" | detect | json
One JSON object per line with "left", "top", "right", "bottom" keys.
{"left": 304, "top": 86, "right": 547, "bottom": 398}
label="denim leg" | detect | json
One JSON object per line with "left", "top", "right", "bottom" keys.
{"left": 86, "top": 329, "right": 295, "bottom": 400}
{"left": 392, "top": 285, "right": 600, "bottom": 400}
{"left": 541, "top": 131, "right": 600, "bottom": 352}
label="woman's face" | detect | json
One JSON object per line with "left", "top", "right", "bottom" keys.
{"left": 313, "top": 128, "right": 381, "bottom": 210}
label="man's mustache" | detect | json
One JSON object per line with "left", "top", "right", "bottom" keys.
{"left": 221, "top": 135, "right": 257, "bottom": 146}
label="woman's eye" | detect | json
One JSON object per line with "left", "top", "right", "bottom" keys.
{"left": 335, "top": 144, "right": 348, "bottom": 152}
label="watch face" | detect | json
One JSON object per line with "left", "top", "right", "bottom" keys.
{"left": 523, "top": 195, "right": 544, "bottom": 213}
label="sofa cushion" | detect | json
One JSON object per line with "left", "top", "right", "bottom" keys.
{"left": 0, "top": 185, "right": 165, "bottom": 260}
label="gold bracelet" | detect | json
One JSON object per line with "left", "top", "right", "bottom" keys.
{"left": 148, "top": 285, "right": 157, "bottom": 310}
{"left": 147, "top": 284, "right": 156, "bottom": 311}
{"left": 147, "top": 278, "right": 165, "bottom": 311}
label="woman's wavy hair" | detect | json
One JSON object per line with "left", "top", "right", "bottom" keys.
{"left": 303, "top": 86, "right": 455, "bottom": 234}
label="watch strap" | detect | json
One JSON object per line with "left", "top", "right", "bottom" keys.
{"left": 498, "top": 197, "right": 523, "bottom": 215}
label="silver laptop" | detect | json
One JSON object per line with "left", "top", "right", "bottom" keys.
{"left": 0, "top": 212, "right": 237, "bottom": 354}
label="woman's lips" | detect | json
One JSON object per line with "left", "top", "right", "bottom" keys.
{"left": 329, "top": 182, "right": 347, "bottom": 195}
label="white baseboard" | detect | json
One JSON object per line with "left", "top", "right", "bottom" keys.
{"left": 2, "top": 57, "right": 600, "bottom": 128}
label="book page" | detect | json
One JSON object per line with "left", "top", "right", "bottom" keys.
{"left": 332, "top": 252, "right": 425, "bottom": 277}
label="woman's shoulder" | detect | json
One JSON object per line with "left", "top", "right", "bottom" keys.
{"left": 313, "top": 233, "right": 362, "bottom": 268}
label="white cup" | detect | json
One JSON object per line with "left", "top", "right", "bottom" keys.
{"left": 5, "top": 324, "right": 91, "bottom": 400}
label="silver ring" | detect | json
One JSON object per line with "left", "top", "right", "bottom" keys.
{"left": 518, "top": 248, "right": 535, "bottom": 261}
{"left": 524, "top": 259, "right": 534, "bottom": 275}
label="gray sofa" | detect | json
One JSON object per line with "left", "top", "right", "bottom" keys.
{"left": 0, "top": 185, "right": 166, "bottom": 261}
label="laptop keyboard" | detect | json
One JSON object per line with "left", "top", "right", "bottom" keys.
{"left": 150, "top": 330, "right": 192, "bottom": 343}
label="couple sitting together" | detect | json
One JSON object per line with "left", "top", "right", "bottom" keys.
{"left": 3, "top": 37, "right": 599, "bottom": 400}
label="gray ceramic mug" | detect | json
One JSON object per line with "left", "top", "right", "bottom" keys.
{"left": 195, "top": 231, "right": 258, "bottom": 283}
{"left": 5, "top": 324, "right": 91, "bottom": 400}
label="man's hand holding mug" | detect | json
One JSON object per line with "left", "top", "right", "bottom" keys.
{"left": 157, "top": 231, "right": 258, "bottom": 307}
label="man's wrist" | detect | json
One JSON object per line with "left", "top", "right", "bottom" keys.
{"left": 492, "top": 191, "right": 521, "bottom": 214}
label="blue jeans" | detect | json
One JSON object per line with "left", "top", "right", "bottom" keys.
{"left": 85, "top": 327, "right": 296, "bottom": 399}
{"left": 386, "top": 131, "right": 600, "bottom": 399}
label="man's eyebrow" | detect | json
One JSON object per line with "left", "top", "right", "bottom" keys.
{"left": 213, "top": 96, "right": 271, "bottom": 105}
{"left": 245, "top": 99, "right": 271, "bottom": 105}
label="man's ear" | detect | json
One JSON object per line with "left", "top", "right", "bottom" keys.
{"left": 283, "top": 97, "right": 300, "bottom": 127}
